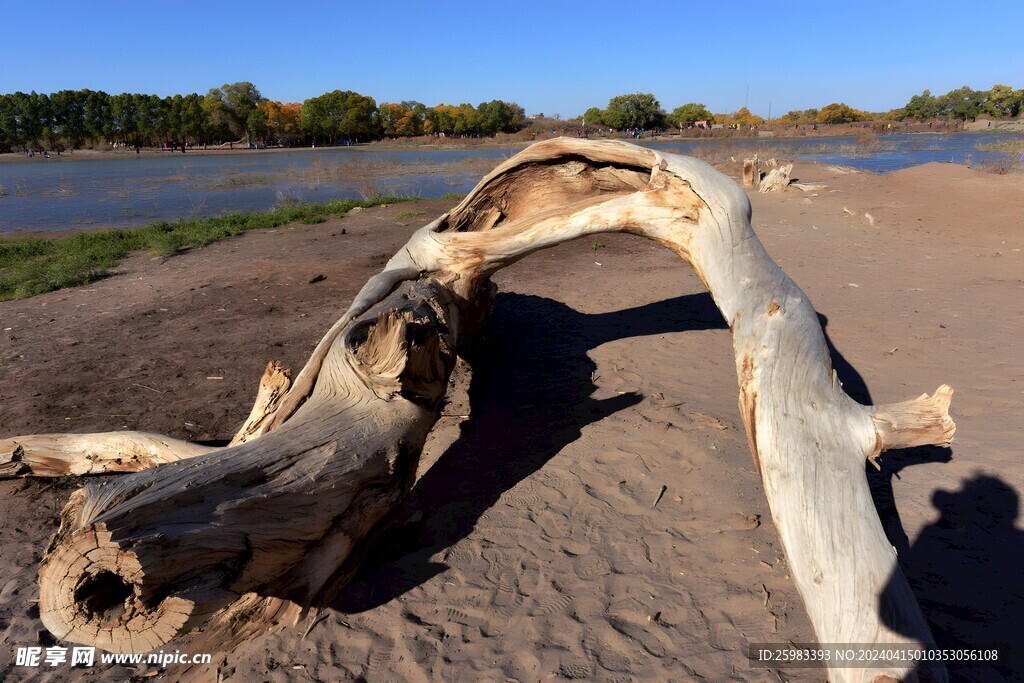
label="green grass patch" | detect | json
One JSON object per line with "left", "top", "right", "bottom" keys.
{"left": 438, "top": 192, "right": 466, "bottom": 201}
{"left": 0, "top": 195, "right": 415, "bottom": 301}
{"left": 394, "top": 210, "right": 426, "bottom": 219}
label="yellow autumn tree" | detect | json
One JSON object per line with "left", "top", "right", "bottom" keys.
{"left": 260, "top": 100, "right": 302, "bottom": 144}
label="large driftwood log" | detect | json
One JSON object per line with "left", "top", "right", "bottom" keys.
{"left": 10, "top": 139, "right": 955, "bottom": 682}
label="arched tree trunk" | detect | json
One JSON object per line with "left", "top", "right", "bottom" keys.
{"left": 7, "top": 139, "right": 954, "bottom": 682}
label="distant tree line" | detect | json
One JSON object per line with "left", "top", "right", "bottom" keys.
{"left": 894, "top": 84, "right": 1022, "bottom": 121}
{"left": 0, "top": 83, "right": 526, "bottom": 152}
{"left": 573, "top": 83, "right": 1023, "bottom": 132}
{"left": 3, "top": 81, "right": 1020, "bottom": 152}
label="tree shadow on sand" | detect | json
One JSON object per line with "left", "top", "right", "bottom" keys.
{"left": 334, "top": 302, "right": 1021, "bottom": 681}
{"left": 821, "top": 315, "right": 1023, "bottom": 680}
{"left": 332, "top": 291, "right": 727, "bottom": 612}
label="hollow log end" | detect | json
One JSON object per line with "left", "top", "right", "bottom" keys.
{"left": 38, "top": 523, "right": 223, "bottom": 654}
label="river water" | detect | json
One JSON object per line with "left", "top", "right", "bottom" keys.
{"left": 1, "top": 133, "right": 1020, "bottom": 234}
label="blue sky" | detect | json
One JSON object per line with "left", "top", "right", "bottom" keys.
{"left": 2, "top": 1, "right": 1022, "bottom": 117}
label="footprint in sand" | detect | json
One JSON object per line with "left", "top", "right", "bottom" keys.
{"left": 604, "top": 615, "right": 669, "bottom": 658}
{"left": 707, "top": 621, "right": 740, "bottom": 651}
{"left": 444, "top": 606, "right": 488, "bottom": 629}
{"left": 403, "top": 602, "right": 445, "bottom": 626}
{"left": 503, "top": 651, "right": 542, "bottom": 682}
{"left": 443, "top": 539, "right": 481, "bottom": 570}
{"left": 365, "top": 640, "right": 394, "bottom": 677}
{"left": 518, "top": 557, "right": 544, "bottom": 596}
{"left": 480, "top": 545, "right": 508, "bottom": 584}
{"left": 492, "top": 569, "right": 524, "bottom": 616}
{"left": 503, "top": 486, "right": 545, "bottom": 510}
{"left": 593, "top": 639, "right": 635, "bottom": 674}
{"left": 483, "top": 527, "right": 527, "bottom": 551}
{"left": 560, "top": 539, "right": 591, "bottom": 557}
{"left": 528, "top": 591, "right": 573, "bottom": 617}
{"left": 535, "top": 509, "right": 571, "bottom": 539}
{"left": 573, "top": 554, "right": 612, "bottom": 579}
{"left": 558, "top": 659, "right": 592, "bottom": 680}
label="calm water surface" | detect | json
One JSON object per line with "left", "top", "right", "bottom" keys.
{"left": 1, "top": 133, "right": 1020, "bottom": 234}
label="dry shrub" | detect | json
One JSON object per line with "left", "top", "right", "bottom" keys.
{"left": 976, "top": 154, "right": 1023, "bottom": 175}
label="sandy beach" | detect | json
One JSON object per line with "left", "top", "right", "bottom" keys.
{"left": 0, "top": 159, "right": 1021, "bottom": 681}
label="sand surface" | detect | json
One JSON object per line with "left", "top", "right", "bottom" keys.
{"left": 0, "top": 161, "right": 1021, "bottom": 681}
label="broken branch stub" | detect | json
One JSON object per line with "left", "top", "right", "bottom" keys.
{"left": 0, "top": 361, "right": 292, "bottom": 478}
{"left": 742, "top": 157, "right": 760, "bottom": 188}
{"left": 23, "top": 139, "right": 953, "bottom": 682}
{"left": 759, "top": 163, "right": 793, "bottom": 192}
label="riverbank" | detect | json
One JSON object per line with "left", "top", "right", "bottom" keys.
{"left": 0, "top": 119, "right": 994, "bottom": 164}
{"left": 0, "top": 158, "right": 1021, "bottom": 681}
{"left": 0, "top": 195, "right": 415, "bottom": 300}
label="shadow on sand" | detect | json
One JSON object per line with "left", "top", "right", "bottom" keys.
{"left": 882, "top": 476, "right": 1024, "bottom": 681}
{"left": 333, "top": 291, "right": 727, "bottom": 612}
{"left": 334, "top": 302, "right": 1020, "bottom": 681}
{"left": 822, "top": 314, "right": 1022, "bottom": 681}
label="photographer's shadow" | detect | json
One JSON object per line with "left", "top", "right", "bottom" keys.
{"left": 824, "top": 313, "right": 1022, "bottom": 680}
{"left": 884, "top": 476, "right": 1024, "bottom": 681}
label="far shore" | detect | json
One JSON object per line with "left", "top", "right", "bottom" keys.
{"left": 5, "top": 119, "right": 1018, "bottom": 164}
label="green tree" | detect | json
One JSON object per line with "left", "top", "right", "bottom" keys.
{"left": 16, "top": 92, "right": 44, "bottom": 146}
{"left": 779, "top": 109, "right": 818, "bottom": 124}
{"left": 983, "top": 84, "right": 1023, "bottom": 118}
{"left": 475, "top": 100, "right": 524, "bottom": 134}
{"left": 110, "top": 93, "right": 139, "bottom": 145}
{"left": 425, "top": 104, "right": 456, "bottom": 135}
{"left": 84, "top": 90, "right": 113, "bottom": 144}
{"left": 0, "top": 95, "right": 18, "bottom": 150}
{"left": 204, "top": 82, "right": 264, "bottom": 144}
{"left": 179, "top": 93, "right": 209, "bottom": 144}
{"left": 36, "top": 93, "right": 60, "bottom": 149}
{"left": 603, "top": 93, "right": 664, "bottom": 129}
{"left": 451, "top": 103, "right": 479, "bottom": 135}
{"left": 401, "top": 100, "right": 428, "bottom": 120}
{"left": 51, "top": 90, "right": 88, "bottom": 148}
{"left": 131, "top": 93, "right": 160, "bottom": 145}
{"left": 902, "top": 90, "right": 938, "bottom": 121}
{"left": 143, "top": 94, "right": 175, "bottom": 144}
{"left": 301, "top": 90, "right": 380, "bottom": 143}
{"left": 667, "top": 102, "right": 714, "bottom": 129}
{"left": 936, "top": 86, "right": 985, "bottom": 121}
{"left": 582, "top": 106, "right": 605, "bottom": 126}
